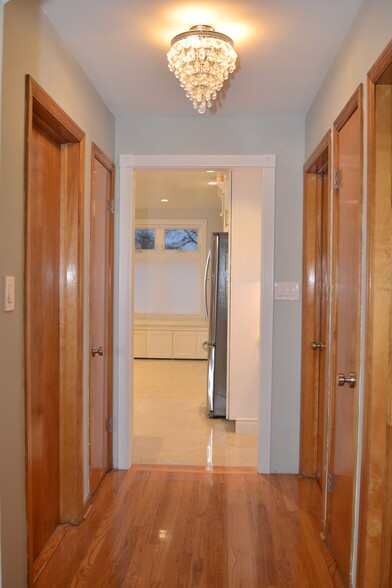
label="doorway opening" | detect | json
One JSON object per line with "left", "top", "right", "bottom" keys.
{"left": 115, "top": 155, "right": 276, "bottom": 474}
{"left": 131, "top": 168, "right": 258, "bottom": 466}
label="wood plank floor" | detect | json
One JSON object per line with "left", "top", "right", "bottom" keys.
{"left": 35, "top": 465, "right": 344, "bottom": 587}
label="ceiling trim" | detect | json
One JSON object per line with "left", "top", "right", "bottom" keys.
{"left": 119, "top": 154, "right": 277, "bottom": 169}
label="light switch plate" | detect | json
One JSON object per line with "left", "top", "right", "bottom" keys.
{"left": 274, "top": 281, "right": 300, "bottom": 301}
{"left": 4, "top": 275, "right": 15, "bottom": 312}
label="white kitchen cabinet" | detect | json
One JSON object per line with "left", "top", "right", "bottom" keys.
{"left": 134, "top": 330, "right": 147, "bottom": 357}
{"left": 146, "top": 330, "right": 172, "bottom": 358}
{"left": 172, "top": 331, "right": 197, "bottom": 359}
{"left": 134, "top": 322, "right": 208, "bottom": 360}
{"left": 197, "top": 331, "right": 209, "bottom": 359}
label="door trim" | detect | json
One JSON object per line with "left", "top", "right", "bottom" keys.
{"left": 116, "top": 154, "right": 276, "bottom": 473}
{"left": 89, "top": 143, "right": 115, "bottom": 493}
{"left": 357, "top": 40, "right": 392, "bottom": 587}
{"left": 24, "top": 76, "right": 85, "bottom": 579}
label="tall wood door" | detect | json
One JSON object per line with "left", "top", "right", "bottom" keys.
{"left": 316, "top": 171, "right": 329, "bottom": 482}
{"left": 89, "top": 145, "right": 114, "bottom": 496}
{"left": 328, "top": 87, "right": 363, "bottom": 584}
{"left": 300, "top": 132, "right": 331, "bottom": 496}
{"left": 25, "top": 78, "right": 85, "bottom": 582}
{"left": 28, "top": 124, "right": 61, "bottom": 559}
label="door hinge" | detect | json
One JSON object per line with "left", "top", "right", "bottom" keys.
{"left": 327, "top": 473, "right": 333, "bottom": 493}
{"left": 107, "top": 418, "right": 113, "bottom": 433}
{"left": 109, "top": 199, "right": 115, "bottom": 214}
{"left": 333, "top": 168, "right": 340, "bottom": 190}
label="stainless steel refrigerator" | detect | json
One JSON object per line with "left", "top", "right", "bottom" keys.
{"left": 204, "top": 232, "right": 228, "bottom": 418}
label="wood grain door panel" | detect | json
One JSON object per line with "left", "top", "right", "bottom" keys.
{"left": 316, "top": 171, "right": 329, "bottom": 482}
{"left": 25, "top": 77, "right": 85, "bottom": 582}
{"left": 89, "top": 146, "right": 114, "bottom": 496}
{"left": 357, "top": 41, "right": 392, "bottom": 587}
{"left": 300, "top": 131, "right": 331, "bottom": 503}
{"left": 328, "top": 87, "right": 363, "bottom": 584}
{"left": 29, "top": 124, "right": 61, "bottom": 559}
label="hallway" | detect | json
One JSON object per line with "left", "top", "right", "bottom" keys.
{"left": 35, "top": 465, "right": 343, "bottom": 587}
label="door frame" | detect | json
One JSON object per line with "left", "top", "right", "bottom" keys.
{"left": 115, "top": 154, "right": 276, "bottom": 473}
{"left": 89, "top": 143, "right": 115, "bottom": 493}
{"left": 24, "top": 76, "right": 85, "bottom": 579}
{"left": 357, "top": 40, "right": 392, "bottom": 587}
{"left": 300, "top": 131, "right": 332, "bottom": 516}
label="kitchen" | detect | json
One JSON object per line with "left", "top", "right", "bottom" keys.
{"left": 131, "top": 167, "right": 263, "bottom": 465}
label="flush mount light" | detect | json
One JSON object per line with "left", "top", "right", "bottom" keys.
{"left": 161, "top": 198, "right": 169, "bottom": 202}
{"left": 167, "top": 25, "right": 237, "bottom": 114}
{"left": 208, "top": 181, "right": 217, "bottom": 185}
{"left": 206, "top": 170, "right": 215, "bottom": 173}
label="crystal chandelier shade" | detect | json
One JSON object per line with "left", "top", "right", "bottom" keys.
{"left": 167, "top": 25, "right": 237, "bottom": 114}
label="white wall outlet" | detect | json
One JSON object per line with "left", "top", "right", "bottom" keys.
{"left": 274, "top": 281, "right": 300, "bottom": 301}
{"left": 4, "top": 275, "right": 15, "bottom": 312}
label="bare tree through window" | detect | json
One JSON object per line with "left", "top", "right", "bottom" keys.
{"left": 135, "top": 229, "right": 155, "bottom": 250}
{"left": 165, "top": 229, "right": 198, "bottom": 250}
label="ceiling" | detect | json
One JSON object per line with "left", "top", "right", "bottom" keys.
{"left": 40, "top": 0, "right": 363, "bottom": 118}
{"left": 134, "top": 169, "right": 224, "bottom": 210}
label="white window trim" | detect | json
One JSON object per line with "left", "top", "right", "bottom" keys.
{"left": 135, "top": 218, "right": 206, "bottom": 252}
{"left": 115, "top": 154, "right": 276, "bottom": 474}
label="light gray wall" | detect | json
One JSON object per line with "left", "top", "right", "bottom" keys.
{"left": 306, "top": 0, "right": 392, "bottom": 157}
{"left": 116, "top": 115, "right": 305, "bottom": 473}
{"left": 0, "top": 0, "right": 115, "bottom": 585}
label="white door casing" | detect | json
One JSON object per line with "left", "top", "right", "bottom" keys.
{"left": 114, "top": 154, "right": 276, "bottom": 474}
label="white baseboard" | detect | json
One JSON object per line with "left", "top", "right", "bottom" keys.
{"left": 235, "top": 419, "right": 258, "bottom": 435}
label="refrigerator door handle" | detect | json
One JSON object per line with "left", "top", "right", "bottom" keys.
{"left": 203, "top": 249, "right": 211, "bottom": 321}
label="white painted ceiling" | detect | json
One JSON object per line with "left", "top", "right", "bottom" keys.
{"left": 135, "top": 169, "right": 224, "bottom": 210}
{"left": 40, "top": 0, "right": 363, "bottom": 117}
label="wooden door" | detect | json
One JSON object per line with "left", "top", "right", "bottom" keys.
{"left": 28, "top": 124, "right": 61, "bottom": 559}
{"left": 327, "top": 86, "right": 363, "bottom": 584}
{"left": 300, "top": 131, "right": 331, "bottom": 500}
{"left": 89, "top": 144, "right": 114, "bottom": 496}
{"left": 25, "top": 77, "right": 85, "bottom": 581}
{"left": 357, "top": 41, "right": 392, "bottom": 587}
{"left": 316, "top": 171, "right": 328, "bottom": 482}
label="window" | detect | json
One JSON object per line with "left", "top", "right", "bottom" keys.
{"left": 135, "top": 229, "right": 155, "bottom": 250}
{"left": 133, "top": 220, "right": 206, "bottom": 317}
{"left": 165, "top": 229, "right": 198, "bottom": 250}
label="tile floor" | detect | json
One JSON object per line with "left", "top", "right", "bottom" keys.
{"left": 132, "top": 359, "right": 258, "bottom": 467}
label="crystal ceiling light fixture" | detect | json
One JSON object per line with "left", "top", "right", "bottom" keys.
{"left": 167, "top": 25, "right": 237, "bottom": 114}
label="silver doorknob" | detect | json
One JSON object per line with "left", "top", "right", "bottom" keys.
{"left": 337, "top": 372, "right": 356, "bottom": 388}
{"left": 91, "top": 346, "right": 104, "bottom": 357}
{"left": 311, "top": 341, "right": 326, "bottom": 350}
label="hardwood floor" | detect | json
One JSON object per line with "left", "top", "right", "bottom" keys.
{"left": 35, "top": 466, "right": 344, "bottom": 587}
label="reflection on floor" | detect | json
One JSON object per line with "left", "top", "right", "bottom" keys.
{"left": 132, "top": 359, "right": 258, "bottom": 467}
